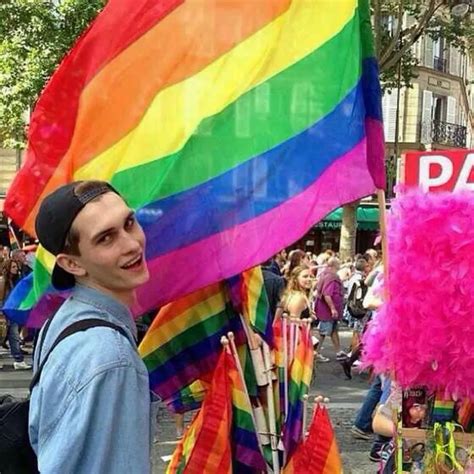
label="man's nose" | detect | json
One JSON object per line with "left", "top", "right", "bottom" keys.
{"left": 120, "top": 230, "right": 142, "bottom": 251}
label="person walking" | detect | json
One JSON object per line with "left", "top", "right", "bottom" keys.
{"left": 30, "top": 180, "right": 155, "bottom": 473}
{"left": 314, "top": 257, "right": 346, "bottom": 361}
{"left": 1, "top": 259, "right": 31, "bottom": 370}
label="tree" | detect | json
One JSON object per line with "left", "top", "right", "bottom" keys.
{"left": 339, "top": 0, "right": 474, "bottom": 260}
{"left": 0, "top": 0, "right": 105, "bottom": 148}
{"left": 374, "top": 0, "right": 474, "bottom": 89}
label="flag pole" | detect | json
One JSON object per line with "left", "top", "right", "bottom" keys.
{"left": 282, "top": 313, "right": 289, "bottom": 420}
{"left": 289, "top": 320, "right": 296, "bottom": 363}
{"left": 302, "top": 394, "right": 309, "bottom": 439}
{"left": 376, "top": 189, "right": 390, "bottom": 299}
{"left": 239, "top": 315, "right": 267, "bottom": 387}
{"left": 262, "top": 341, "right": 281, "bottom": 474}
{"left": 226, "top": 332, "right": 269, "bottom": 472}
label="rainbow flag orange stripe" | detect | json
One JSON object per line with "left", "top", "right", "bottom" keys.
{"left": 5, "top": 0, "right": 384, "bottom": 319}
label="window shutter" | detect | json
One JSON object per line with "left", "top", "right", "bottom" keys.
{"left": 424, "top": 36, "right": 434, "bottom": 68}
{"left": 382, "top": 90, "right": 398, "bottom": 142}
{"left": 447, "top": 96, "right": 457, "bottom": 124}
{"left": 421, "top": 90, "right": 433, "bottom": 143}
{"left": 449, "top": 47, "right": 460, "bottom": 76}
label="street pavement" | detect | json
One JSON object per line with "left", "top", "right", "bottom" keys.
{"left": 0, "top": 330, "right": 378, "bottom": 473}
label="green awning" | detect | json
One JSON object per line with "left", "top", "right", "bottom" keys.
{"left": 316, "top": 207, "right": 379, "bottom": 231}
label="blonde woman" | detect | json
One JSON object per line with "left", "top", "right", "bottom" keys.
{"left": 281, "top": 264, "right": 314, "bottom": 320}
{"left": 280, "top": 265, "right": 326, "bottom": 360}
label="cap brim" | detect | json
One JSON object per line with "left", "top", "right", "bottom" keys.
{"left": 51, "top": 264, "right": 75, "bottom": 290}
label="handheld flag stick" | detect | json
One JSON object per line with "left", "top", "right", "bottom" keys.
{"left": 289, "top": 320, "right": 296, "bottom": 364}
{"left": 302, "top": 394, "right": 309, "bottom": 439}
{"left": 282, "top": 313, "right": 289, "bottom": 420}
{"left": 376, "top": 188, "right": 390, "bottom": 300}
{"left": 239, "top": 315, "right": 267, "bottom": 386}
{"left": 262, "top": 341, "right": 281, "bottom": 474}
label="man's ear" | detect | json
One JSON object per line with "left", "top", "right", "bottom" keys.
{"left": 55, "top": 254, "right": 87, "bottom": 278}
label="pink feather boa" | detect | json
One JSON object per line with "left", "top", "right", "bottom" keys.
{"left": 362, "top": 189, "right": 474, "bottom": 399}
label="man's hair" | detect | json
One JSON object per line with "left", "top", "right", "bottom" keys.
{"left": 355, "top": 259, "right": 367, "bottom": 272}
{"left": 63, "top": 181, "right": 117, "bottom": 256}
{"left": 327, "top": 257, "right": 341, "bottom": 269}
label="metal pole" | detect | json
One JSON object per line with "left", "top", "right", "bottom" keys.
{"left": 392, "top": 45, "right": 402, "bottom": 197}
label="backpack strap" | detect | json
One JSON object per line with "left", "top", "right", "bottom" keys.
{"left": 29, "top": 319, "right": 134, "bottom": 392}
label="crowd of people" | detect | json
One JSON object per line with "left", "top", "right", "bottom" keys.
{"left": 262, "top": 246, "right": 383, "bottom": 366}
{"left": 261, "top": 246, "right": 387, "bottom": 467}
{"left": 0, "top": 246, "right": 34, "bottom": 370}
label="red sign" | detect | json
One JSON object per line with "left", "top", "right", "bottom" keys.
{"left": 401, "top": 150, "right": 474, "bottom": 192}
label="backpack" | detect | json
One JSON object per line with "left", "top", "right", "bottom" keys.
{"left": 0, "top": 318, "right": 131, "bottom": 473}
{"left": 347, "top": 279, "right": 369, "bottom": 320}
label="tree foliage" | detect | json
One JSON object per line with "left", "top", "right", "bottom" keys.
{"left": 373, "top": 0, "right": 474, "bottom": 89}
{"left": 1, "top": 0, "right": 473, "bottom": 148}
{"left": 0, "top": 0, "right": 105, "bottom": 148}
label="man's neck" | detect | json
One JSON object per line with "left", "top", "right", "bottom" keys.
{"left": 76, "top": 280, "right": 135, "bottom": 308}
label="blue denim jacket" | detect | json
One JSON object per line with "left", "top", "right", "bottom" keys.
{"left": 29, "top": 285, "right": 156, "bottom": 473}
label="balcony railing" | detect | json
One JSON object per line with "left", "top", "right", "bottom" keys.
{"left": 433, "top": 56, "right": 448, "bottom": 73}
{"left": 420, "top": 120, "right": 467, "bottom": 148}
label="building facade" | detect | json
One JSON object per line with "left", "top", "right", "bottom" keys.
{"left": 382, "top": 14, "right": 474, "bottom": 193}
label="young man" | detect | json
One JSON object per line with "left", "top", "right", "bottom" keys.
{"left": 30, "top": 180, "right": 155, "bottom": 473}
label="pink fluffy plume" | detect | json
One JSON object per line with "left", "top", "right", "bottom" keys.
{"left": 362, "top": 189, "right": 474, "bottom": 399}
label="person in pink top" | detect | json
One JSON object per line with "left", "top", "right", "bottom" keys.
{"left": 315, "top": 257, "right": 346, "bottom": 362}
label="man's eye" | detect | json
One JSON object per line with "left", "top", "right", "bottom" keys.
{"left": 125, "top": 216, "right": 135, "bottom": 228}
{"left": 99, "top": 234, "right": 112, "bottom": 244}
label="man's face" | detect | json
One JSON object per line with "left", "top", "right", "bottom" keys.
{"left": 13, "top": 251, "right": 26, "bottom": 264}
{"left": 67, "top": 192, "right": 149, "bottom": 296}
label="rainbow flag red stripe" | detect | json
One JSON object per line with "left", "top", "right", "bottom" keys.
{"left": 5, "top": 0, "right": 384, "bottom": 318}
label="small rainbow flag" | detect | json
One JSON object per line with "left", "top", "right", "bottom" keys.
{"left": 283, "top": 404, "right": 343, "bottom": 474}
{"left": 166, "top": 379, "right": 209, "bottom": 415}
{"left": 167, "top": 349, "right": 233, "bottom": 474}
{"left": 282, "top": 324, "right": 314, "bottom": 460}
{"left": 138, "top": 282, "right": 246, "bottom": 401}
{"left": 5, "top": 0, "right": 385, "bottom": 320}
{"left": 227, "top": 266, "right": 273, "bottom": 345}
{"left": 229, "top": 350, "right": 267, "bottom": 472}
{"left": 272, "top": 315, "right": 287, "bottom": 429}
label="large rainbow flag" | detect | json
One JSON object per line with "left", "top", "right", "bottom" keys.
{"left": 5, "top": 0, "right": 384, "bottom": 317}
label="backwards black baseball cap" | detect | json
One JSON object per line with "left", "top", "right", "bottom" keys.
{"left": 35, "top": 181, "right": 119, "bottom": 290}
